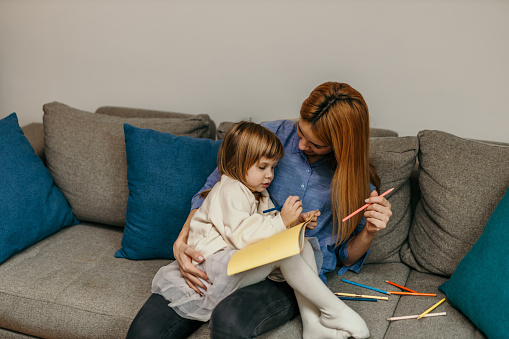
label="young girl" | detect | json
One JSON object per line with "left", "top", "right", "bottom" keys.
{"left": 150, "top": 121, "right": 369, "bottom": 339}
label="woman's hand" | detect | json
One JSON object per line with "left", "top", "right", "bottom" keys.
{"left": 300, "top": 210, "right": 321, "bottom": 230}
{"left": 343, "top": 190, "right": 392, "bottom": 266}
{"left": 280, "top": 196, "right": 303, "bottom": 227}
{"left": 173, "top": 209, "right": 210, "bottom": 295}
{"left": 363, "top": 190, "right": 392, "bottom": 237}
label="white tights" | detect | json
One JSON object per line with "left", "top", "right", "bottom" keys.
{"left": 237, "top": 240, "right": 369, "bottom": 339}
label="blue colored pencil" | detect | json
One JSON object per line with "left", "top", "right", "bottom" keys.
{"left": 338, "top": 297, "right": 378, "bottom": 302}
{"left": 341, "top": 279, "right": 388, "bottom": 295}
{"left": 263, "top": 205, "right": 283, "bottom": 213}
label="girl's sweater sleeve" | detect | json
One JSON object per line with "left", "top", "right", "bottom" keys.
{"left": 209, "top": 180, "right": 287, "bottom": 249}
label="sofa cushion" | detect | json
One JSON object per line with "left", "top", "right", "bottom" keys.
{"left": 95, "top": 106, "right": 216, "bottom": 140}
{"left": 115, "top": 124, "right": 221, "bottom": 260}
{"left": 20, "top": 122, "right": 45, "bottom": 162}
{"left": 0, "top": 113, "right": 78, "bottom": 264}
{"left": 0, "top": 222, "right": 168, "bottom": 339}
{"left": 400, "top": 130, "right": 509, "bottom": 276}
{"left": 43, "top": 102, "right": 215, "bottom": 227}
{"left": 365, "top": 136, "right": 418, "bottom": 264}
{"left": 439, "top": 187, "right": 509, "bottom": 338}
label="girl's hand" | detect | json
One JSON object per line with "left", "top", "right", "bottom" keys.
{"left": 300, "top": 210, "right": 321, "bottom": 229}
{"left": 363, "top": 190, "right": 392, "bottom": 237}
{"left": 280, "top": 195, "right": 303, "bottom": 227}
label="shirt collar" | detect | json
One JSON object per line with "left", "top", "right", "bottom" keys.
{"left": 290, "top": 127, "right": 301, "bottom": 154}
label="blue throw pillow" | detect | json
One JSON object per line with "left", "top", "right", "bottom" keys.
{"left": 0, "top": 113, "right": 79, "bottom": 264}
{"left": 439, "top": 186, "right": 509, "bottom": 338}
{"left": 115, "top": 124, "right": 221, "bottom": 260}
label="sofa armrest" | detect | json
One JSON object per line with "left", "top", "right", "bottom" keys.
{"left": 95, "top": 106, "right": 216, "bottom": 140}
{"left": 21, "top": 122, "right": 45, "bottom": 162}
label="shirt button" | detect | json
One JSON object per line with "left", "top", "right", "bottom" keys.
{"left": 301, "top": 184, "right": 305, "bottom": 189}
{"left": 306, "top": 169, "right": 310, "bottom": 173}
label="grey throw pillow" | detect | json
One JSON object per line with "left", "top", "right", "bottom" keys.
{"left": 43, "top": 102, "right": 216, "bottom": 227}
{"left": 400, "top": 130, "right": 509, "bottom": 276}
{"left": 365, "top": 136, "right": 418, "bottom": 264}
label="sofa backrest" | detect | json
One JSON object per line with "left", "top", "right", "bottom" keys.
{"left": 42, "top": 102, "right": 217, "bottom": 227}
{"left": 96, "top": 106, "right": 216, "bottom": 140}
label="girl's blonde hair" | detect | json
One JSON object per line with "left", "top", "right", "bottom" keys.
{"left": 300, "top": 82, "right": 380, "bottom": 246}
{"left": 201, "top": 121, "right": 284, "bottom": 200}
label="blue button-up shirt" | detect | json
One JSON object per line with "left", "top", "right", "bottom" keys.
{"left": 191, "top": 120, "right": 373, "bottom": 283}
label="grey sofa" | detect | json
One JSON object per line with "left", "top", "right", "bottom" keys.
{"left": 1, "top": 102, "right": 507, "bottom": 339}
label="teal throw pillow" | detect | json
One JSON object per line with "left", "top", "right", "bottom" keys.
{"left": 0, "top": 113, "right": 78, "bottom": 264}
{"left": 439, "top": 186, "right": 509, "bottom": 338}
{"left": 115, "top": 124, "right": 221, "bottom": 260}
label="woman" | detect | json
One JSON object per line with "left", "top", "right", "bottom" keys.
{"left": 127, "top": 82, "right": 392, "bottom": 339}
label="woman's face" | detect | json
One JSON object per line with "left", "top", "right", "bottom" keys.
{"left": 296, "top": 120, "right": 333, "bottom": 157}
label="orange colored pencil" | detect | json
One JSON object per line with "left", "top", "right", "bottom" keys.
{"left": 342, "top": 188, "right": 394, "bottom": 222}
{"left": 385, "top": 280, "right": 418, "bottom": 293}
{"left": 388, "top": 291, "right": 437, "bottom": 296}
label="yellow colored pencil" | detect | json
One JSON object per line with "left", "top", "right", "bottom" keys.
{"left": 417, "top": 298, "right": 446, "bottom": 319}
{"left": 334, "top": 292, "right": 389, "bottom": 301}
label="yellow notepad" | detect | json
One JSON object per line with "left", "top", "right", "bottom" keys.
{"left": 227, "top": 212, "right": 316, "bottom": 276}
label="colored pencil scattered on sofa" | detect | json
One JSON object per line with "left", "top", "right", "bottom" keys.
{"left": 417, "top": 298, "right": 446, "bottom": 319}
{"left": 341, "top": 279, "right": 388, "bottom": 294}
{"left": 388, "top": 291, "right": 437, "bottom": 296}
{"left": 387, "top": 312, "right": 446, "bottom": 321}
{"left": 385, "top": 280, "right": 417, "bottom": 293}
{"left": 334, "top": 292, "right": 389, "bottom": 300}
{"left": 338, "top": 297, "right": 378, "bottom": 302}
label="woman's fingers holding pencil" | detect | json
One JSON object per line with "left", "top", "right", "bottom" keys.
{"left": 364, "top": 190, "right": 392, "bottom": 236}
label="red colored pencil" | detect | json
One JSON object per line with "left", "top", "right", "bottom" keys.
{"left": 385, "top": 280, "right": 418, "bottom": 293}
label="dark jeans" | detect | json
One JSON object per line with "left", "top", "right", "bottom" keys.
{"left": 126, "top": 279, "right": 298, "bottom": 339}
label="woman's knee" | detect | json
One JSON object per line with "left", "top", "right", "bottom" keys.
{"left": 126, "top": 293, "right": 203, "bottom": 339}
{"left": 209, "top": 280, "right": 298, "bottom": 339}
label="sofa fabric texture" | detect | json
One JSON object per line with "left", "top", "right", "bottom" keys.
{"left": 96, "top": 106, "right": 216, "bottom": 140}
{"left": 2, "top": 104, "right": 505, "bottom": 339}
{"left": 400, "top": 130, "right": 509, "bottom": 276}
{"left": 0, "top": 223, "right": 168, "bottom": 339}
{"left": 42, "top": 102, "right": 216, "bottom": 227}
{"left": 364, "top": 136, "right": 418, "bottom": 264}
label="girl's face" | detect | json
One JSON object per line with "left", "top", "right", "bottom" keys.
{"left": 245, "top": 156, "right": 278, "bottom": 192}
{"left": 297, "top": 120, "right": 333, "bottom": 157}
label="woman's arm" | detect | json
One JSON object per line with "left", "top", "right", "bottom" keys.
{"left": 173, "top": 209, "right": 211, "bottom": 294}
{"left": 342, "top": 190, "right": 392, "bottom": 266}
{"left": 173, "top": 168, "right": 221, "bottom": 294}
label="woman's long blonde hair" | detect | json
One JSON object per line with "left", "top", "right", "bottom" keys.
{"left": 300, "top": 82, "right": 380, "bottom": 245}
{"left": 201, "top": 121, "right": 284, "bottom": 201}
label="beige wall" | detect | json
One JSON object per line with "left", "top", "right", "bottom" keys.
{"left": 1, "top": 0, "right": 508, "bottom": 142}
